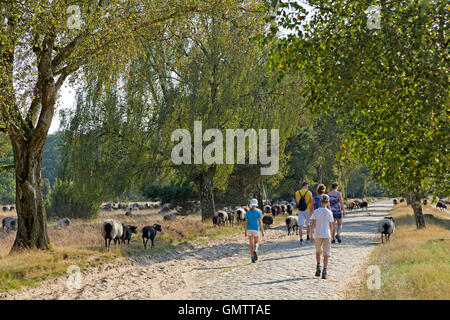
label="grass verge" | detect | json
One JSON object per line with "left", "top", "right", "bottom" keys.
{"left": 354, "top": 203, "right": 450, "bottom": 299}
{"left": 0, "top": 213, "right": 285, "bottom": 293}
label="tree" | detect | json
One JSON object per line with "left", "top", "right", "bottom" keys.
{"left": 268, "top": 0, "right": 449, "bottom": 228}
{"left": 58, "top": 1, "right": 304, "bottom": 220}
{"left": 0, "top": 0, "right": 209, "bottom": 251}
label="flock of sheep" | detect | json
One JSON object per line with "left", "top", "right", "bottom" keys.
{"left": 2, "top": 197, "right": 447, "bottom": 248}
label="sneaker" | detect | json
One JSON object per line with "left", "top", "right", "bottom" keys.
{"left": 331, "top": 239, "right": 336, "bottom": 244}
{"left": 336, "top": 234, "right": 342, "bottom": 243}
{"left": 251, "top": 256, "right": 256, "bottom": 263}
{"left": 315, "top": 266, "right": 321, "bottom": 277}
{"left": 253, "top": 252, "right": 258, "bottom": 261}
{"left": 300, "top": 239, "right": 303, "bottom": 245}
{"left": 322, "top": 269, "right": 327, "bottom": 279}
{"left": 306, "top": 235, "right": 310, "bottom": 241}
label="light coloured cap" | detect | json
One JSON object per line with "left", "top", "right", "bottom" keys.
{"left": 249, "top": 199, "right": 258, "bottom": 207}
{"left": 321, "top": 194, "right": 330, "bottom": 202}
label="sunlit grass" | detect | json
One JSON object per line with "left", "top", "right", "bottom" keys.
{"left": 356, "top": 203, "right": 450, "bottom": 300}
{"left": 0, "top": 206, "right": 278, "bottom": 293}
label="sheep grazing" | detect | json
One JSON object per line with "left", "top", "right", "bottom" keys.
{"left": 285, "top": 216, "right": 298, "bottom": 235}
{"left": 125, "top": 210, "right": 133, "bottom": 217}
{"left": 290, "top": 202, "right": 297, "bottom": 210}
{"left": 280, "top": 204, "right": 287, "bottom": 214}
{"left": 393, "top": 199, "right": 398, "bottom": 205}
{"left": 121, "top": 225, "right": 137, "bottom": 245}
{"left": 423, "top": 199, "right": 428, "bottom": 205}
{"left": 142, "top": 224, "right": 162, "bottom": 249}
{"left": 271, "top": 204, "right": 281, "bottom": 216}
{"left": 399, "top": 198, "right": 405, "bottom": 203}
{"left": 227, "top": 211, "right": 235, "bottom": 226}
{"left": 263, "top": 205, "right": 271, "bottom": 214}
{"left": 360, "top": 201, "right": 368, "bottom": 211}
{"left": 436, "top": 201, "right": 447, "bottom": 211}
{"left": 271, "top": 205, "right": 277, "bottom": 216}
{"left": 262, "top": 215, "right": 274, "bottom": 229}
{"left": 235, "top": 208, "right": 246, "bottom": 223}
{"left": 286, "top": 204, "right": 293, "bottom": 215}
{"left": 346, "top": 202, "right": 356, "bottom": 210}
{"left": 9, "top": 206, "right": 14, "bottom": 211}
{"left": 101, "top": 219, "right": 123, "bottom": 248}
{"left": 212, "top": 215, "right": 224, "bottom": 226}
{"left": 216, "top": 210, "right": 228, "bottom": 226}
{"left": 2, "top": 217, "right": 18, "bottom": 232}
{"left": 57, "top": 218, "right": 71, "bottom": 228}
{"left": 163, "top": 212, "right": 176, "bottom": 221}
{"left": 378, "top": 217, "right": 395, "bottom": 243}
{"left": 2, "top": 206, "right": 8, "bottom": 212}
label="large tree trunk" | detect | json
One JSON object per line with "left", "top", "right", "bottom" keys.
{"left": 10, "top": 140, "right": 50, "bottom": 251}
{"left": 195, "top": 167, "right": 216, "bottom": 221}
{"left": 410, "top": 189, "right": 426, "bottom": 229}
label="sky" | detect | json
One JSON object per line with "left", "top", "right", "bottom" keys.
{"left": 49, "top": 83, "right": 76, "bottom": 133}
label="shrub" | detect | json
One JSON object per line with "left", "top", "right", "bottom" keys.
{"left": 47, "top": 178, "right": 101, "bottom": 220}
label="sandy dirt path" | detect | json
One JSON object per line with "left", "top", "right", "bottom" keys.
{"left": 2, "top": 200, "right": 392, "bottom": 300}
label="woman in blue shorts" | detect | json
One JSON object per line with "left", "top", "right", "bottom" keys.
{"left": 244, "top": 199, "right": 264, "bottom": 263}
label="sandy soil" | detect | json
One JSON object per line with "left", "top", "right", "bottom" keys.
{"left": 1, "top": 200, "right": 392, "bottom": 300}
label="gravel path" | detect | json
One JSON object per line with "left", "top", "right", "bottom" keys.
{"left": 2, "top": 200, "right": 392, "bottom": 300}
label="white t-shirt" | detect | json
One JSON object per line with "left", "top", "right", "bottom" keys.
{"left": 311, "top": 207, "right": 334, "bottom": 238}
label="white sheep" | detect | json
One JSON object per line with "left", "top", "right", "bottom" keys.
{"left": 57, "top": 217, "right": 71, "bottom": 228}
{"left": 234, "top": 207, "right": 246, "bottom": 223}
{"left": 285, "top": 215, "right": 298, "bottom": 235}
{"left": 101, "top": 219, "right": 123, "bottom": 248}
{"left": 378, "top": 217, "right": 395, "bottom": 243}
{"left": 215, "top": 210, "right": 228, "bottom": 226}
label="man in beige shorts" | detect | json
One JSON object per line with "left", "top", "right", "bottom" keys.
{"left": 310, "top": 194, "right": 334, "bottom": 279}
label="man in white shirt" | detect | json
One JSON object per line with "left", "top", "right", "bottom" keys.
{"left": 310, "top": 194, "right": 335, "bottom": 279}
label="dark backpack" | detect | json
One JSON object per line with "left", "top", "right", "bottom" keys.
{"left": 297, "top": 190, "right": 308, "bottom": 211}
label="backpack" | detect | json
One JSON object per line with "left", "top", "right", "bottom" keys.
{"left": 297, "top": 190, "right": 308, "bottom": 211}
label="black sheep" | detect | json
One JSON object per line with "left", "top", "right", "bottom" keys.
{"left": 436, "top": 201, "right": 447, "bottom": 211}
{"left": 227, "top": 211, "right": 235, "bottom": 226}
{"left": 121, "top": 225, "right": 137, "bottom": 245}
{"left": 360, "top": 201, "right": 368, "bottom": 210}
{"left": 262, "top": 215, "right": 273, "bottom": 229}
{"left": 142, "top": 224, "right": 162, "bottom": 249}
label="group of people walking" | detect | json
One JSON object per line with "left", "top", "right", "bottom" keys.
{"left": 243, "top": 181, "right": 346, "bottom": 279}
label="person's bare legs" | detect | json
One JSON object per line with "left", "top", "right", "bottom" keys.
{"left": 336, "top": 219, "right": 342, "bottom": 237}
{"left": 253, "top": 236, "right": 259, "bottom": 252}
{"left": 323, "top": 256, "right": 329, "bottom": 268}
{"left": 316, "top": 252, "right": 321, "bottom": 264}
{"left": 248, "top": 236, "right": 254, "bottom": 257}
{"left": 298, "top": 225, "right": 303, "bottom": 240}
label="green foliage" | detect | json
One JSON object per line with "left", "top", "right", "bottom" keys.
{"left": 142, "top": 182, "right": 196, "bottom": 207}
{"left": 57, "top": 2, "right": 304, "bottom": 217}
{"left": 47, "top": 178, "right": 101, "bottom": 220}
{"left": 0, "top": 134, "right": 14, "bottom": 204}
{"left": 42, "top": 133, "right": 62, "bottom": 187}
{"left": 268, "top": 0, "right": 449, "bottom": 198}
{"left": 42, "top": 178, "right": 51, "bottom": 207}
